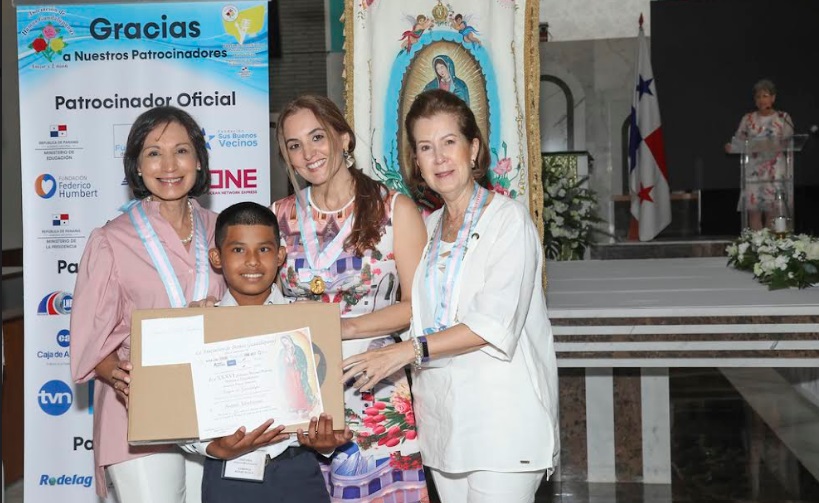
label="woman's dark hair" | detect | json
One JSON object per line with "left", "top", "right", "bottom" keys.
{"left": 404, "top": 89, "right": 490, "bottom": 195}
{"left": 276, "top": 95, "right": 387, "bottom": 257}
{"left": 123, "top": 106, "right": 211, "bottom": 199}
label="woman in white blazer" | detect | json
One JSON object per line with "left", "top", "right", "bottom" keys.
{"left": 342, "top": 89, "right": 559, "bottom": 503}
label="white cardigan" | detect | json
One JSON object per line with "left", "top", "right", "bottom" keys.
{"left": 410, "top": 194, "right": 560, "bottom": 474}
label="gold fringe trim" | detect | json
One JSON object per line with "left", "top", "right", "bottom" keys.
{"left": 524, "top": 0, "right": 546, "bottom": 288}
{"left": 342, "top": 0, "right": 355, "bottom": 129}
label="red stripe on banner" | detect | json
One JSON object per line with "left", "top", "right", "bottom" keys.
{"left": 644, "top": 128, "right": 668, "bottom": 180}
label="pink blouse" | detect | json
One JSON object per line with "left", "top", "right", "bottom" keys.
{"left": 69, "top": 198, "right": 225, "bottom": 497}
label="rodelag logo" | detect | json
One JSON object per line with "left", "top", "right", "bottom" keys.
{"left": 39, "top": 474, "right": 93, "bottom": 488}
{"left": 38, "top": 379, "right": 73, "bottom": 416}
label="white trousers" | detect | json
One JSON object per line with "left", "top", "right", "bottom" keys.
{"left": 107, "top": 451, "right": 203, "bottom": 503}
{"left": 430, "top": 468, "right": 547, "bottom": 503}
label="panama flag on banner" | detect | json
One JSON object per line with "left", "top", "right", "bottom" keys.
{"left": 628, "top": 14, "right": 671, "bottom": 241}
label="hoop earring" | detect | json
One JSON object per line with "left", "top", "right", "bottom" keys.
{"left": 342, "top": 150, "right": 355, "bottom": 168}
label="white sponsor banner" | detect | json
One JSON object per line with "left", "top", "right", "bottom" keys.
{"left": 17, "top": 1, "right": 271, "bottom": 500}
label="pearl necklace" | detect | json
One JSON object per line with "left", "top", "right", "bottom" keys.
{"left": 146, "top": 197, "right": 194, "bottom": 244}
{"left": 180, "top": 199, "right": 195, "bottom": 244}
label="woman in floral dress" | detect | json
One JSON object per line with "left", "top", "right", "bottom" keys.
{"left": 271, "top": 95, "right": 430, "bottom": 502}
{"left": 726, "top": 79, "right": 794, "bottom": 230}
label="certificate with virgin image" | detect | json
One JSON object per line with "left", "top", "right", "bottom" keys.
{"left": 189, "top": 327, "right": 324, "bottom": 440}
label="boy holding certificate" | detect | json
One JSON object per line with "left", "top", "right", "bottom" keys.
{"left": 183, "top": 201, "right": 352, "bottom": 502}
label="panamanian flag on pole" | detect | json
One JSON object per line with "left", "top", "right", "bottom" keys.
{"left": 628, "top": 14, "right": 671, "bottom": 241}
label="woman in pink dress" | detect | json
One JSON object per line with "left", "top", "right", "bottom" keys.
{"left": 70, "top": 106, "right": 225, "bottom": 501}
{"left": 271, "top": 95, "right": 430, "bottom": 502}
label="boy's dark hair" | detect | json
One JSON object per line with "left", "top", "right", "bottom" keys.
{"left": 215, "top": 202, "right": 280, "bottom": 249}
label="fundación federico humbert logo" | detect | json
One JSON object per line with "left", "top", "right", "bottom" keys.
{"left": 34, "top": 173, "right": 99, "bottom": 200}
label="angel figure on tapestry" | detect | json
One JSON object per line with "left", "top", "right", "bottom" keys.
{"left": 423, "top": 54, "right": 470, "bottom": 106}
{"left": 400, "top": 14, "right": 434, "bottom": 54}
{"left": 277, "top": 334, "right": 318, "bottom": 417}
{"left": 451, "top": 13, "right": 481, "bottom": 46}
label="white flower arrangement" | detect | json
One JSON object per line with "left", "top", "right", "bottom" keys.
{"left": 726, "top": 228, "right": 819, "bottom": 289}
{"left": 542, "top": 160, "right": 602, "bottom": 261}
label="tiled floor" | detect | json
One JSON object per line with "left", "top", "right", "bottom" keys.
{"left": 6, "top": 369, "right": 818, "bottom": 502}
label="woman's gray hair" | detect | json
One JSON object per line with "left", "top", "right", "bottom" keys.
{"left": 753, "top": 79, "right": 776, "bottom": 96}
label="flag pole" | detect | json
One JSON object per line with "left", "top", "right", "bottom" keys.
{"left": 628, "top": 13, "right": 644, "bottom": 241}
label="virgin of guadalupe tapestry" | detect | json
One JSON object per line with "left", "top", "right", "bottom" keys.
{"left": 343, "top": 0, "right": 543, "bottom": 228}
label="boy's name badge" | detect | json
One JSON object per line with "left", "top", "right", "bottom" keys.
{"left": 222, "top": 450, "right": 266, "bottom": 482}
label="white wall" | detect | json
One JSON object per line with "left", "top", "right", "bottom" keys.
{"left": 541, "top": 0, "right": 652, "bottom": 41}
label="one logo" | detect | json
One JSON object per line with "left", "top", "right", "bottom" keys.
{"left": 52, "top": 213, "right": 69, "bottom": 226}
{"left": 209, "top": 168, "right": 259, "bottom": 196}
{"left": 37, "top": 291, "right": 73, "bottom": 315}
{"left": 56, "top": 329, "right": 70, "bottom": 348}
{"left": 50, "top": 124, "right": 68, "bottom": 138}
{"left": 28, "top": 23, "right": 69, "bottom": 63}
{"left": 37, "top": 380, "right": 73, "bottom": 416}
{"left": 39, "top": 474, "right": 92, "bottom": 488}
{"left": 35, "top": 174, "right": 57, "bottom": 199}
{"left": 57, "top": 260, "right": 78, "bottom": 274}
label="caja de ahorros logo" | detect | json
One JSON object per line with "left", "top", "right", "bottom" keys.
{"left": 37, "top": 329, "right": 71, "bottom": 363}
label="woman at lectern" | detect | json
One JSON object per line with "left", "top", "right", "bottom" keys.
{"left": 724, "top": 79, "right": 794, "bottom": 230}
{"left": 70, "top": 106, "right": 224, "bottom": 501}
{"left": 341, "top": 89, "right": 560, "bottom": 502}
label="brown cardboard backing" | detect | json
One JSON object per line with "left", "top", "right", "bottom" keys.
{"left": 128, "top": 302, "right": 344, "bottom": 444}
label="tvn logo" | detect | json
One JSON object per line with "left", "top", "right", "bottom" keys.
{"left": 37, "top": 380, "right": 73, "bottom": 416}
{"left": 50, "top": 124, "right": 68, "bottom": 138}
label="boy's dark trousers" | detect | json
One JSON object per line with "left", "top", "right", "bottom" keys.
{"left": 202, "top": 446, "right": 330, "bottom": 502}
